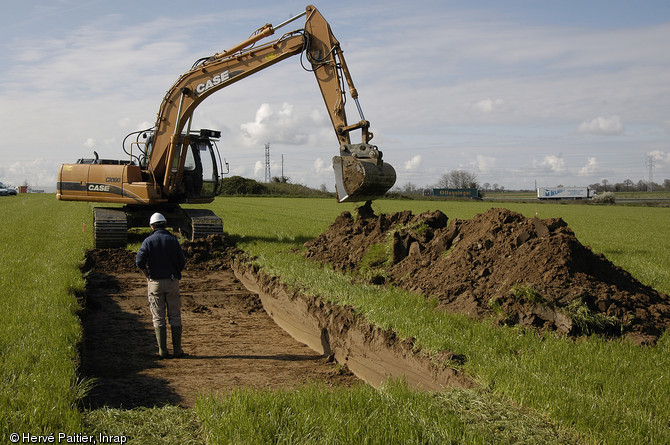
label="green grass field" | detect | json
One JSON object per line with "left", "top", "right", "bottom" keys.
{"left": 0, "top": 197, "right": 90, "bottom": 437}
{"left": 2, "top": 194, "right": 669, "bottom": 443}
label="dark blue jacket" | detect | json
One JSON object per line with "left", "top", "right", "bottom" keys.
{"left": 136, "top": 229, "right": 186, "bottom": 280}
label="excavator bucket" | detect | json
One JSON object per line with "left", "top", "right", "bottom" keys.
{"left": 333, "top": 156, "right": 396, "bottom": 203}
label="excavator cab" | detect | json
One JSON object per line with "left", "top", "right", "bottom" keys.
{"left": 178, "top": 131, "right": 223, "bottom": 201}
{"left": 143, "top": 128, "right": 225, "bottom": 203}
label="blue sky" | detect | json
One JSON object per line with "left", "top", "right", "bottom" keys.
{"left": 2, "top": 0, "right": 669, "bottom": 191}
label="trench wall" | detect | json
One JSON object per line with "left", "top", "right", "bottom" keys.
{"left": 232, "top": 259, "right": 473, "bottom": 391}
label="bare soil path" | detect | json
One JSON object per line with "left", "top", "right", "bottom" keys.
{"left": 79, "top": 251, "right": 358, "bottom": 409}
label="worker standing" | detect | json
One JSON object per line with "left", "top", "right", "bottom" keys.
{"left": 136, "top": 212, "right": 187, "bottom": 358}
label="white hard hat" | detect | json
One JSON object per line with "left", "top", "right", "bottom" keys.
{"left": 150, "top": 212, "right": 167, "bottom": 226}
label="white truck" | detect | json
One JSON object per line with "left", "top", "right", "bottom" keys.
{"left": 537, "top": 187, "right": 596, "bottom": 200}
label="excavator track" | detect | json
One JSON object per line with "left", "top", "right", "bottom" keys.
{"left": 93, "top": 207, "right": 128, "bottom": 249}
{"left": 183, "top": 209, "right": 224, "bottom": 240}
{"left": 93, "top": 206, "right": 223, "bottom": 247}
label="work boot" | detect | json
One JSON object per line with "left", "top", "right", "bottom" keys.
{"left": 172, "top": 325, "right": 184, "bottom": 358}
{"left": 154, "top": 326, "right": 169, "bottom": 359}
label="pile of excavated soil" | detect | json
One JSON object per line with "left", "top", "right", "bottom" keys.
{"left": 304, "top": 204, "right": 670, "bottom": 344}
{"left": 79, "top": 234, "right": 358, "bottom": 409}
{"left": 82, "top": 234, "right": 242, "bottom": 274}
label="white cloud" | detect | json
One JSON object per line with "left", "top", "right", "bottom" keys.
{"left": 84, "top": 138, "right": 96, "bottom": 148}
{"left": 239, "top": 102, "right": 323, "bottom": 148}
{"left": 537, "top": 155, "right": 566, "bottom": 172}
{"left": 404, "top": 155, "right": 422, "bottom": 170}
{"left": 6, "top": 159, "right": 60, "bottom": 187}
{"left": 253, "top": 160, "right": 264, "bottom": 177}
{"left": 241, "top": 103, "right": 273, "bottom": 143}
{"left": 313, "top": 158, "right": 330, "bottom": 174}
{"left": 577, "top": 116, "right": 625, "bottom": 136}
{"left": 579, "top": 157, "right": 599, "bottom": 175}
{"left": 474, "top": 98, "right": 505, "bottom": 114}
{"left": 647, "top": 150, "right": 670, "bottom": 166}
{"left": 475, "top": 155, "right": 496, "bottom": 173}
{"left": 5, "top": 19, "right": 193, "bottom": 98}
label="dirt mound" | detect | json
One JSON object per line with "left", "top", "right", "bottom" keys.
{"left": 304, "top": 204, "right": 670, "bottom": 344}
{"left": 82, "top": 248, "right": 136, "bottom": 274}
{"left": 181, "top": 234, "right": 242, "bottom": 270}
{"left": 82, "top": 234, "right": 241, "bottom": 275}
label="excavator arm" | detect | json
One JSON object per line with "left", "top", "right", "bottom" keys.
{"left": 150, "top": 5, "right": 395, "bottom": 202}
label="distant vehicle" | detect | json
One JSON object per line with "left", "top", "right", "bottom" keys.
{"left": 537, "top": 187, "right": 596, "bottom": 200}
{"left": 432, "top": 188, "right": 480, "bottom": 199}
{"left": 0, "top": 182, "right": 17, "bottom": 196}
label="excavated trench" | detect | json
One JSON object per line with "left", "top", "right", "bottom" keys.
{"left": 78, "top": 244, "right": 360, "bottom": 409}
{"left": 79, "top": 234, "right": 470, "bottom": 409}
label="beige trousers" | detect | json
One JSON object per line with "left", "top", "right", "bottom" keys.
{"left": 147, "top": 278, "right": 182, "bottom": 328}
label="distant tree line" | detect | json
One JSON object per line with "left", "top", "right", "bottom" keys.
{"left": 219, "top": 175, "right": 332, "bottom": 197}
{"left": 396, "top": 170, "right": 670, "bottom": 195}
{"left": 220, "top": 171, "right": 670, "bottom": 198}
{"left": 396, "top": 170, "right": 485, "bottom": 196}
{"left": 588, "top": 178, "right": 670, "bottom": 193}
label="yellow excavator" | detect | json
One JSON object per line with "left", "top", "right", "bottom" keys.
{"left": 57, "top": 5, "right": 396, "bottom": 248}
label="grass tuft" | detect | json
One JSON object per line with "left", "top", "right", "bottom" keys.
{"left": 83, "top": 406, "right": 202, "bottom": 444}
{"left": 510, "top": 283, "right": 544, "bottom": 304}
{"left": 564, "top": 298, "right": 623, "bottom": 335}
{"left": 359, "top": 242, "right": 391, "bottom": 283}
